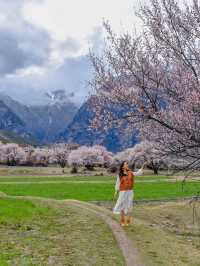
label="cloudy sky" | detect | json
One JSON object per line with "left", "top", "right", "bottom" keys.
{"left": 0, "top": 0, "right": 142, "bottom": 106}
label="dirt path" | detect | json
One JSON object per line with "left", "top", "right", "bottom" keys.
{"left": 64, "top": 199, "right": 144, "bottom": 266}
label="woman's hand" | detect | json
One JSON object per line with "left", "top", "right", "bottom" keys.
{"left": 141, "top": 162, "right": 147, "bottom": 169}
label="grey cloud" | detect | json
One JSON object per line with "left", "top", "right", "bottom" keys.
{"left": 0, "top": 26, "right": 51, "bottom": 75}
{"left": 0, "top": 1, "right": 51, "bottom": 76}
{"left": 59, "top": 38, "right": 81, "bottom": 54}
{"left": 0, "top": 0, "right": 24, "bottom": 12}
{"left": 0, "top": 55, "right": 92, "bottom": 105}
{"left": 0, "top": 11, "right": 103, "bottom": 105}
{"left": 88, "top": 27, "right": 105, "bottom": 54}
{"left": 47, "top": 55, "right": 92, "bottom": 103}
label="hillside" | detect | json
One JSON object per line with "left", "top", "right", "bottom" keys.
{"left": 0, "top": 130, "right": 38, "bottom": 146}
{"left": 0, "top": 93, "right": 78, "bottom": 144}
{"left": 0, "top": 100, "right": 25, "bottom": 130}
{"left": 59, "top": 98, "right": 139, "bottom": 152}
{"left": 0, "top": 93, "right": 139, "bottom": 151}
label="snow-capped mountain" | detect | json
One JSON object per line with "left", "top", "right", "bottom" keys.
{"left": 0, "top": 92, "right": 78, "bottom": 144}
{"left": 0, "top": 92, "right": 139, "bottom": 152}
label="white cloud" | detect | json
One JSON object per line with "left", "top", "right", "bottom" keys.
{"left": 23, "top": 0, "right": 142, "bottom": 56}
{"left": 0, "top": 0, "right": 143, "bottom": 105}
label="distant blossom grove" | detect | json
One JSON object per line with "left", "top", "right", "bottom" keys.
{"left": 0, "top": 141, "right": 187, "bottom": 173}
{"left": 0, "top": 142, "right": 113, "bottom": 169}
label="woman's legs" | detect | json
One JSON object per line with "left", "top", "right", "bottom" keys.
{"left": 120, "top": 211, "right": 132, "bottom": 226}
{"left": 126, "top": 212, "right": 132, "bottom": 225}
{"left": 120, "top": 210, "right": 126, "bottom": 226}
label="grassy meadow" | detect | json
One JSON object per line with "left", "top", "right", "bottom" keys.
{"left": 0, "top": 197, "right": 124, "bottom": 265}
{"left": 0, "top": 166, "right": 200, "bottom": 265}
{"left": 0, "top": 180, "right": 200, "bottom": 201}
{"left": 0, "top": 165, "right": 199, "bottom": 201}
{"left": 125, "top": 201, "right": 200, "bottom": 266}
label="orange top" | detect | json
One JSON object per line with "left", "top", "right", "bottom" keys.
{"left": 119, "top": 170, "right": 134, "bottom": 191}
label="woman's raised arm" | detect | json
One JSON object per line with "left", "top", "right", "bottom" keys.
{"left": 133, "top": 162, "right": 146, "bottom": 176}
{"left": 133, "top": 168, "right": 143, "bottom": 176}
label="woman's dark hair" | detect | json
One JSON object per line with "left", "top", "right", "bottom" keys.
{"left": 119, "top": 161, "right": 128, "bottom": 178}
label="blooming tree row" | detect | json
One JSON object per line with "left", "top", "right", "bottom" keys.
{"left": 0, "top": 142, "right": 113, "bottom": 170}
{"left": 0, "top": 140, "right": 189, "bottom": 174}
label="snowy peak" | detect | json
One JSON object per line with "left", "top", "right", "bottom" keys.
{"left": 45, "top": 89, "right": 75, "bottom": 106}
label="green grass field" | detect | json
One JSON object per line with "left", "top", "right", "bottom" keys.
{"left": 0, "top": 174, "right": 170, "bottom": 182}
{"left": 0, "top": 167, "right": 199, "bottom": 201}
{"left": 0, "top": 179, "right": 199, "bottom": 201}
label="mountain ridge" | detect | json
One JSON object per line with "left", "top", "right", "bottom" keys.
{"left": 0, "top": 93, "right": 139, "bottom": 152}
{"left": 59, "top": 98, "right": 139, "bottom": 152}
{"left": 0, "top": 92, "right": 78, "bottom": 144}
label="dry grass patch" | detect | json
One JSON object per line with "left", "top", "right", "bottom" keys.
{"left": 125, "top": 201, "right": 200, "bottom": 266}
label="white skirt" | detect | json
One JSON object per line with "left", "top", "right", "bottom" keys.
{"left": 113, "top": 190, "right": 134, "bottom": 215}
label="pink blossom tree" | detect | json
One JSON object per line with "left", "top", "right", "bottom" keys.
{"left": 92, "top": 145, "right": 113, "bottom": 167}
{"left": 114, "top": 141, "right": 164, "bottom": 174}
{"left": 113, "top": 148, "right": 136, "bottom": 167}
{"left": 0, "top": 143, "right": 27, "bottom": 166}
{"left": 49, "top": 143, "right": 78, "bottom": 172}
{"left": 89, "top": 0, "right": 200, "bottom": 174}
{"left": 68, "top": 145, "right": 113, "bottom": 171}
{"left": 29, "top": 147, "right": 51, "bottom": 166}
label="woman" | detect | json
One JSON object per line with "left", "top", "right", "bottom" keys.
{"left": 113, "top": 161, "right": 145, "bottom": 226}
